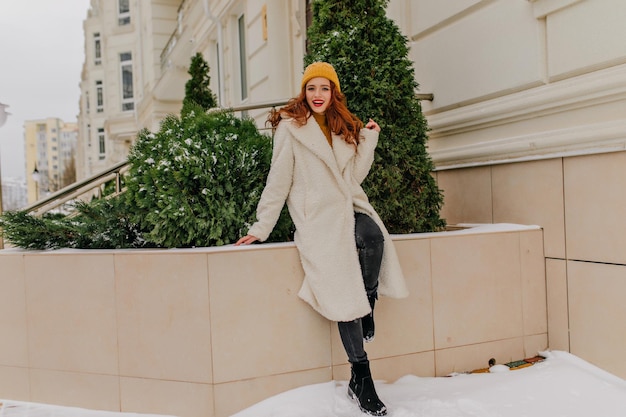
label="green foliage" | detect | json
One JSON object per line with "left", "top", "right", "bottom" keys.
{"left": 305, "top": 0, "right": 445, "bottom": 233}
{"left": 182, "top": 52, "right": 218, "bottom": 114}
{"left": 0, "top": 211, "right": 71, "bottom": 250}
{"left": 0, "top": 198, "right": 150, "bottom": 250}
{"left": 70, "top": 199, "right": 154, "bottom": 249}
{"left": 124, "top": 104, "right": 293, "bottom": 248}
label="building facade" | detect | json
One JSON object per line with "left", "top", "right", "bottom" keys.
{"left": 24, "top": 118, "right": 77, "bottom": 203}
{"left": 78, "top": 0, "right": 309, "bottom": 179}
{"left": 78, "top": 0, "right": 161, "bottom": 179}
{"left": 390, "top": 0, "right": 626, "bottom": 378}
{"left": 76, "top": 0, "right": 626, "bottom": 380}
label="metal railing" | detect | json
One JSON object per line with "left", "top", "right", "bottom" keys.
{"left": 23, "top": 100, "right": 290, "bottom": 216}
{"left": 23, "top": 93, "right": 433, "bottom": 216}
{"left": 23, "top": 160, "right": 129, "bottom": 216}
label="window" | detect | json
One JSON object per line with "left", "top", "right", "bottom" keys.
{"left": 118, "top": 0, "right": 130, "bottom": 25}
{"left": 238, "top": 14, "right": 248, "bottom": 101}
{"left": 98, "top": 128, "right": 105, "bottom": 159}
{"left": 305, "top": 0, "right": 313, "bottom": 54}
{"left": 120, "top": 52, "right": 134, "bottom": 111}
{"left": 94, "top": 33, "right": 102, "bottom": 65}
{"left": 96, "top": 80, "right": 104, "bottom": 112}
{"left": 86, "top": 91, "right": 90, "bottom": 114}
{"left": 216, "top": 42, "right": 222, "bottom": 103}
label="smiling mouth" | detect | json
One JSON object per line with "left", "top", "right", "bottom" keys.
{"left": 312, "top": 100, "right": 324, "bottom": 106}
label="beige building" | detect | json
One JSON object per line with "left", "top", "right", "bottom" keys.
{"left": 76, "top": 0, "right": 626, "bottom": 380}
{"left": 78, "top": 0, "right": 309, "bottom": 180}
{"left": 397, "top": 0, "right": 626, "bottom": 377}
{"left": 78, "top": 0, "right": 147, "bottom": 179}
{"left": 24, "top": 118, "right": 77, "bottom": 203}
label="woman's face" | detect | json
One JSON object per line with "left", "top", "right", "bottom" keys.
{"left": 305, "top": 77, "right": 332, "bottom": 115}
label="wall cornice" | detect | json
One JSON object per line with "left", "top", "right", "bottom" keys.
{"left": 431, "top": 119, "right": 626, "bottom": 170}
{"left": 529, "top": 0, "right": 584, "bottom": 19}
{"left": 427, "top": 64, "right": 626, "bottom": 169}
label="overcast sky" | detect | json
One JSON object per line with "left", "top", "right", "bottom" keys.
{"left": 0, "top": 0, "right": 91, "bottom": 180}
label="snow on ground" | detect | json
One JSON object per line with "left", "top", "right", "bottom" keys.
{"left": 0, "top": 401, "right": 175, "bottom": 417}
{"left": 232, "top": 351, "right": 626, "bottom": 417}
{"left": 1, "top": 351, "right": 624, "bottom": 417}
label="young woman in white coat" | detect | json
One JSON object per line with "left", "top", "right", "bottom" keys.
{"left": 236, "top": 62, "right": 408, "bottom": 416}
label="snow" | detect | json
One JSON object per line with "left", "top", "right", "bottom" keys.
{"left": 232, "top": 351, "right": 626, "bottom": 417}
{"left": 1, "top": 351, "right": 624, "bottom": 416}
{"left": 391, "top": 223, "right": 541, "bottom": 241}
{"left": 0, "top": 401, "right": 175, "bottom": 417}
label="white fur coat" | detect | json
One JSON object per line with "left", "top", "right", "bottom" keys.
{"left": 248, "top": 116, "right": 408, "bottom": 321}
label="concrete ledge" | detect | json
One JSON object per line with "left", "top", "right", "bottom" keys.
{"left": 0, "top": 224, "right": 547, "bottom": 417}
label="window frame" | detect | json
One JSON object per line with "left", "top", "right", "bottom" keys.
{"left": 120, "top": 52, "right": 135, "bottom": 111}
{"left": 97, "top": 127, "right": 106, "bottom": 159}
{"left": 118, "top": 0, "right": 130, "bottom": 25}
{"left": 238, "top": 14, "right": 248, "bottom": 101}
{"left": 94, "top": 32, "right": 102, "bottom": 65}
{"left": 96, "top": 80, "right": 104, "bottom": 113}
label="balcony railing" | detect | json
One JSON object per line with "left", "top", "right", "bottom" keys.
{"left": 160, "top": 0, "right": 190, "bottom": 71}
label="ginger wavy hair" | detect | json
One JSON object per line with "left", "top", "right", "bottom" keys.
{"left": 266, "top": 81, "right": 363, "bottom": 148}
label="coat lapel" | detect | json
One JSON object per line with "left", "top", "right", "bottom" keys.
{"left": 285, "top": 117, "right": 356, "bottom": 197}
{"left": 286, "top": 117, "right": 342, "bottom": 175}
{"left": 332, "top": 134, "right": 355, "bottom": 174}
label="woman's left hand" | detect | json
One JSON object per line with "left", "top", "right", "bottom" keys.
{"left": 365, "top": 119, "right": 380, "bottom": 132}
{"left": 235, "top": 234, "right": 259, "bottom": 245}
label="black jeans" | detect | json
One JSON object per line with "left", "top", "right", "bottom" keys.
{"left": 338, "top": 212, "right": 384, "bottom": 363}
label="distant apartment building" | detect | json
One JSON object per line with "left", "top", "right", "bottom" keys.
{"left": 24, "top": 118, "right": 77, "bottom": 203}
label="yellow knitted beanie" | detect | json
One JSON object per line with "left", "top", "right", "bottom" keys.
{"left": 300, "top": 62, "right": 341, "bottom": 92}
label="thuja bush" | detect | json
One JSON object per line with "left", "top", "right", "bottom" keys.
{"left": 182, "top": 52, "right": 218, "bottom": 113}
{"left": 305, "top": 0, "right": 446, "bottom": 233}
{"left": 124, "top": 104, "right": 293, "bottom": 248}
{"left": 0, "top": 198, "right": 151, "bottom": 250}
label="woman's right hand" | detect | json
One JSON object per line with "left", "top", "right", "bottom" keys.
{"left": 235, "top": 234, "right": 259, "bottom": 245}
{"left": 365, "top": 118, "right": 380, "bottom": 132}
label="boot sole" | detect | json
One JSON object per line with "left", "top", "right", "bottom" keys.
{"left": 347, "top": 387, "right": 387, "bottom": 416}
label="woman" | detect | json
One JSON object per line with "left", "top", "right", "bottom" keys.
{"left": 236, "top": 62, "right": 408, "bottom": 416}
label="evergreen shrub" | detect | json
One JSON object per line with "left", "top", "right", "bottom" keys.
{"left": 182, "top": 52, "right": 218, "bottom": 113}
{"left": 124, "top": 105, "right": 293, "bottom": 248}
{"left": 305, "top": 0, "right": 446, "bottom": 233}
{"left": 0, "top": 198, "right": 149, "bottom": 250}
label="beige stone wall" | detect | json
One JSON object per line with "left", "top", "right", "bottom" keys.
{"left": 436, "top": 151, "right": 626, "bottom": 379}
{"left": 0, "top": 225, "right": 545, "bottom": 417}
{"left": 384, "top": 0, "right": 626, "bottom": 167}
{"left": 383, "top": 0, "right": 626, "bottom": 379}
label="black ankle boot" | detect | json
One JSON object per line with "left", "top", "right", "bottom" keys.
{"left": 361, "top": 292, "right": 377, "bottom": 343}
{"left": 348, "top": 360, "right": 387, "bottom": 416}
